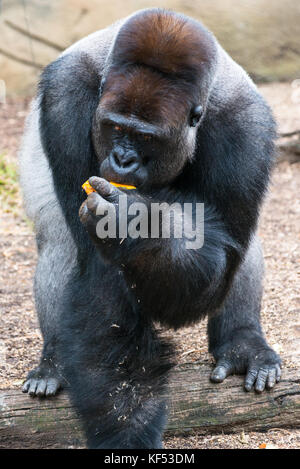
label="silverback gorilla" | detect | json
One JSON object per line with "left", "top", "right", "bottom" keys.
{"left": 20, "top": 9, "right": 281, "bottom": 448}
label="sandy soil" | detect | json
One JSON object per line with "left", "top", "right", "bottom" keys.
{"left": 0, "top": 83, "right": 299, "bottom": 449}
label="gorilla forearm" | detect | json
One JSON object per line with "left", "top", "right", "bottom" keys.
{"left": 122, "top": 238, "right": 238, "bottom": 328}
{"left": 83, "top": 194, "right": 241, "bottom": 328}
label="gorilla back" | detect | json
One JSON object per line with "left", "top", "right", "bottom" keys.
{"left": 19, "top": 8, "right": 281, "bottom": 448}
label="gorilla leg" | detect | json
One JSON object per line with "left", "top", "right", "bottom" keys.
{"left": 22, "top": 339, "right": 62, "bottom": 397}
{"left": 208, "top": 236, "right": 281, "bottom": 392}
{"left": 19, "top": 101, "right": 77, "bottom": 397}
{"left": 22, "top": 211, "right": 76, "bottom": 397}
{"left": 59, "top": 275, "right": 173, "bottom": 449}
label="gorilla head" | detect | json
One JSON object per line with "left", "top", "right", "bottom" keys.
{"left": 92, "top": 9, "right": 217, "bottom": 190}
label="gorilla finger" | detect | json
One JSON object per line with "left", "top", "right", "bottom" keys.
{"left": 210, "top": 362, "right": 233, "bottom": 383}
{"left": 86, "top": 192, "right": 102, "bottom": 213}
{"left": 244, "top": 368, "right": 258, "bottom": 391}
{"left": 79, "top": 203, "right": 99, "bottom": 236}
{"left": 89, "top": 177, "right": 114, "bottom": 197}
{"left": 22, "top": 380, "right": 30, "bottom": 393}
{"left": 87, "top": 196, "right": 113, "bottom": 218}
{"left": 28, "top": 379, "right": 38, "bottom": 396}
{"left": 79, "top": 200, "right": 89, "bottom": 223}
{"left": 36, "top": 380, "right": 47, "bottom": 397}
{"left": 275, "top": 364, "right": 282, "bottom": 382}
{"left": 266, "top": 368, "right": 276, "bottom": 390}
{"left": 254, "top": 368, "right": 269, "bottom": 393}
{"left": 45, "top": 378, "right": 60, "bottom": 396}
{"left": 89, "top": 177, "right": 122, "bottom": 204}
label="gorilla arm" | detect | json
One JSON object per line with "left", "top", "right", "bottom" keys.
{"left": 79, "top": 177, "right": 239, "bottom": 329}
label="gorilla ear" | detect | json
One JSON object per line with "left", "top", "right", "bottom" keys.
{"left": 189, "top": 105, "right": 203, "bottom": 127}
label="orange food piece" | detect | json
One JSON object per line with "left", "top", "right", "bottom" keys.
{"left": 259, "top": 443, "right": 267, "bottom": 449}
{"left": 82, "top": 181, "right": 96, "bottom": 195}
{"left": 110, "top": 182, "right": 136, "bottom": 190}
{"left": 82, "top": 180, "right": 136, "bottom": 194}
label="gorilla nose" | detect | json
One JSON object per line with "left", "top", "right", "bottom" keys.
{"left": 110, "top": 148, "right": 140, "bottom": 174}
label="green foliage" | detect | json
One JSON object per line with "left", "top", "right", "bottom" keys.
{"left": 0, "top": 153, "right": 20, "bottom": 214}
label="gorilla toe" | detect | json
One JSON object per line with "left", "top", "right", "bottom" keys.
{"left": 210, "top": 339, "right": 281, "bottom": 393}
{"left": 22, "top": 362, "right": 64, "bottom": 397}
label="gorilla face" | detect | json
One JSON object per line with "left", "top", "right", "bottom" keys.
{"left": 92, "top": 110, "right": 198, "bottom": 191}
{"left": 92, "top": 69, "right": 202, "bottom": 190}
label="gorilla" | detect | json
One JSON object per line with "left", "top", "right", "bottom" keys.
{"left": 19, "top": 8, "right": 281, "bottom": 448}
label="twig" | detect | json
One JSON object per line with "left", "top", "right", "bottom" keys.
{"left": 0, "top": 47, "right": 43, "bottom": 69}
{"left": 280, "top": 130, "right": 300, "bottom": 138}
{"left": 4, "top": 19, "right": 65, "bottom": 52}
{"left": 180, "top": 348, "right": 205, "bottom": 357}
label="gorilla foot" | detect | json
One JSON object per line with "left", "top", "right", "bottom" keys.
{"left": 22, "top": 360, "right": 65, "bottom": 397}
{"left": 210, "top": 338, "right": 281, "bottom": 393}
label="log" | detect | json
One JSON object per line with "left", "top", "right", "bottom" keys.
{"left": 0, "top": 362, "right": 299, "bottom": 449}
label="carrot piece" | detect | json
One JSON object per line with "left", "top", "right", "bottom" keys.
{"left": 259, "top": 443, "right": 267, "bottom": 449}
{"left": 110, "top": 182, "right": 136, "bottom": 190}
{"left": 82, "top": 181, "right": 96, "bottom": 194}
{"left": 82, "top": 180, "right": 136, "bottom": 194}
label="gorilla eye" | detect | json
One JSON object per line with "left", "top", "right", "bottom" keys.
{"left": 189, "top": 105, "right": 203, "bottom": 127}
{"left": 144, "top": 135, "right": 152, "bottom": 142}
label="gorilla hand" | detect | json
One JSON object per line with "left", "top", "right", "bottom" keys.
{"left": 79, "top": 176, "right": 140, "bottom": 261}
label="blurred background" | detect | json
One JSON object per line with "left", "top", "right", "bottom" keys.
{"left": 0, "top": 0, "right": 300, "bottom": 96}
{"left": 0, "top": 0, "right": 299, "bottom": 449}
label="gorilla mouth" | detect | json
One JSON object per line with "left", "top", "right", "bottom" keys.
{"left": 100, "top": 157, "right": 145, "bottom": 189}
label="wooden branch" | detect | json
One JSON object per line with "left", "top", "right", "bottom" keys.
{"left": 0, "top": 48, "right": 43, "bottom": 69}
{"left": 280, "top": 130, "right": 300, "bottom": 138}
{"left": 4, "top": 19, "right": 65, "bottom": 52}
{"left": 0, "top": 362, "right": 299, "bottom": 449}
{"left": 279, "top": 141, "right": 300, "bottom": 158}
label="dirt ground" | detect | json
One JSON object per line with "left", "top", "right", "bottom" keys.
{"left": 0, "top": 83, "right": 299, "bottom": 449}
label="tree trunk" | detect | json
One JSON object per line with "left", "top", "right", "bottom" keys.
{"left": 1, "top": 362, "right": 299, "bottom": 449}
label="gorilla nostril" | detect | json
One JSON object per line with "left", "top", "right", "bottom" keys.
{"left": 122, "top": 156, "right": 136, "bottom": 168}
{"left": 112, "top": 150, "right": 122, "bottom": 166}
{"left": 111, "top": 150, "right": 138, "bottom": 170}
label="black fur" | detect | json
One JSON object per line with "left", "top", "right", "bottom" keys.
{"left": 39, "top": 52, "right": 100, "bottom": 253}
